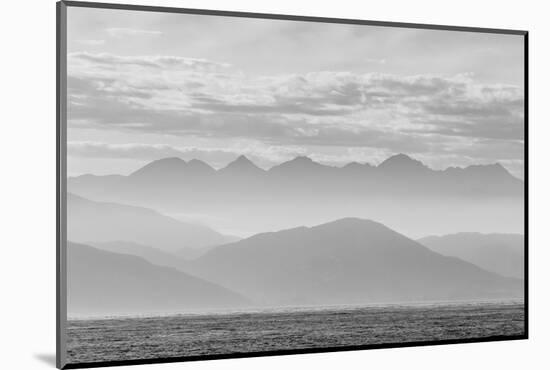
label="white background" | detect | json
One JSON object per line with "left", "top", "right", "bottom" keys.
{"left": 1, "top": 0, "right": 547, "bottom": 369}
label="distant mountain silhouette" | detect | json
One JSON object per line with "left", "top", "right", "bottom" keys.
{"left": 129, "top": 157, "right": 216, "bottom": 187}
{"left": 69, "top": 153, "right": 523, "bottom": 200}
{"left": 67, "top": 193, "right": 236, "bottom": 254}
{"left": 89, "top": 241, "right": 185, "bottom": 269}
{"left": 67, "top": 242, "right": 247, "bottom": 316}
{"left": 130, "top": 157, "right": 187, "bottom": 178}
{"left": 378, "top": 153, "right": 430, "bottom": 173}
{"left": 186, "top": 158, "right": 217, "bottom": 174}
{"left": 341, "top": 161, "right": 375, "bottom": 173}
{"left": 418, "top": 233, "right": 524, "bottom": 279}
{"left": 219, "top": 155, "right": 264, "bottom": 175}
{"left": 67, "top": 154, "right": 524, "bottom": 238}
{"left": 269, "top": 155, "right": 331, "bottom": 175}
{"left": 186, "top": 218, "right": 523, "bottom": 306}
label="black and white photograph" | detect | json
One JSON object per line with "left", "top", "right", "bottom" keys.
{"left": 59, "top": 2, "right": 526, "bottom": 367}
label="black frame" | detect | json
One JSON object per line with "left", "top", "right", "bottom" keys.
{"left": 56, "top": 1, "right": 529, "bottom": 368}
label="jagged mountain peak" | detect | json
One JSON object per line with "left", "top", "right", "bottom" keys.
{"left": 222, "top": 155, "right": 263, "bottom": 172}
{"left": 187, "top": 159, "right": 215, "bottom": 172}
{"left": 378, "top": 153, "right": 427, "bottom": 170}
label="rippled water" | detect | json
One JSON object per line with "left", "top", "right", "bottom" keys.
{"left": 67, "top": 301, "right": 525, "bottom": 364}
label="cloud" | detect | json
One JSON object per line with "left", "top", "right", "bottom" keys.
{"left": 68, "top": 141, "right": 233, "bottom": 161}
{"left": 364, "top": 58, "right": 387, "bottom": 65}
{"left": 66, "top": 52, "right": 524, "bottom": 171}
{"left": 68, "top": 141, "right": 250, "bottom": 170}
{"left": 76, "top": 39, "right": 105, "bottom": 46}
{"left": 69, "top": 52, "right": 230, "bottom": 71}
{"left": 105, "top": 28, "right": 163, "bottom": 37}
{"left": 66, "top": 74, "right": 442, "bottom": 154}
{"left": 68, "top": 141, "right": 309, "bottom": 170}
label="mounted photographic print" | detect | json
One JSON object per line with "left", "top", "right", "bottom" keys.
{"left": 56, "top": 1, "right": 528, "bottom": 368}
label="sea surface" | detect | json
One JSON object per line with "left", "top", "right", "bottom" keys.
{"left": 67, "top": 301, "right": 525, "bottom": 364}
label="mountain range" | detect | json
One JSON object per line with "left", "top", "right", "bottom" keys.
{"left": 65, "top": 154, "right": 524, "bottom": 316}
{"left": 67, "top": 193, "right": 237, "bottom": 256}
{"left": 67, "top": 242, "right": 247, "bottom": 317}
{"left": 418, "top": 233, "right": 524, "bottom": 279}
{"left": 69, "top": 153, "right": 523, "bottom": 201}
{"left": 67, "top": 218, "right": 523, "bottom": 317}
{"left": 186, "top": 218, "right": 522, "bottom": 306}
{"left": 88, "top": 240, "right": 186, "bottom": 269}
{"left": 67, "top": 154, "right": 524, "bottom": 238}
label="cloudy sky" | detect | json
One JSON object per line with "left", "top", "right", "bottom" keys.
{"left": 66, "top": 6, "right": 525, "bottom": 178}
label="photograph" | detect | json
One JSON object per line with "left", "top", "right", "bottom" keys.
{"left": 60, "top": 2, "right": 526, "bottom": 367}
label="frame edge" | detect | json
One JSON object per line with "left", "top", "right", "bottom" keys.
{"left": 62, "top": 0, "right": 527, "bottom": 35}
{"left": 523, "top": 30, "right": 529, "bottom": 339}
{"left": 57, "top": 1, "right": 68, "bottom": 369}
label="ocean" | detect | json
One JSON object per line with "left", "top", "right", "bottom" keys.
{"left": 67, "top": 301, "right": 525, "bottom": 364}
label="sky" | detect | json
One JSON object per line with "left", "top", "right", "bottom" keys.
{"left": 66, "top": 6, "right": 525, "bottom": 178}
